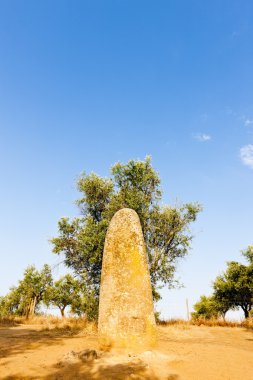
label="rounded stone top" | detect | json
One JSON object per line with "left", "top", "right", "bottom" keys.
{"left": 109, "top": 208, "right": 141, "bottom": 232}
{"left": 113, "top": 207, "right": 138, "bottom": 216}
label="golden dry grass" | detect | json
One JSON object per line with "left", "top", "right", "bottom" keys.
{"left": 1, "top": 315, "right": 252, "bottom": 333}
{"left": 0, "top": 315, "right": 97, "bottom": 335}
{"left": 0, "top": 316, "right": 18, "bottom": 326}
{"left": 158, "top": 317, "right": 253, "bottom": 329}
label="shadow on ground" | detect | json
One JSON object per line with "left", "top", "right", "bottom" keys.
{"left": 0, "top": 326, "right": 179, "bottom": 379}
{"left": 0, "top": 326, "right": 80, "bottom": 360}
{"left": 1, "top": 359, "right": 179, "bottom": 380}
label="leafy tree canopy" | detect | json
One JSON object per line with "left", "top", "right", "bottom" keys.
{"left": 46, "top": 274, "right": 80, "bottom": 317}
{"left": 193, "top": 246, "right": 253, "bottom": 320}
{"left": 213, "top": 254, "right": 253, "bottom": 318}
{"left": 242, "top": 245, "right": 253, "bottom": 264}
{"left": 0, "top": 287, "right": 21, "bottom": 317}
{"left": 191, "top": 295, "right": 220, "bottom": 320}
{"left": 51, "top": 157, "right": 202, "bottom": 301}
{"left": 0, "top": 264, "right": 52, "bottom": 318}
{"left": 45, "top": 273, "right": 98, "bottom": 320}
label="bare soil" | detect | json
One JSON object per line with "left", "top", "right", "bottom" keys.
{"left": 0, "top": 323, "right": 252, "bottom": 380}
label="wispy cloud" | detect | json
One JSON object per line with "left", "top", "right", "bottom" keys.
{"left": 225, "top": 108, "right": 253, "bottom": 127}
{"left": 240, "top": 145, "right": 253, "bottom": 169}
{"left": 194, "top": 133, "right": 211, "bottom": 142}
{"left": 238, "top": 115, "right": 253, "bottom": 127}
{"left": 244, "top": 118, "right": 253, "bottom": 127}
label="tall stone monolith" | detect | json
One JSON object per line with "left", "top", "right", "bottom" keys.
{"left": 98, "top": 208, "right": 156, "bottom": 350}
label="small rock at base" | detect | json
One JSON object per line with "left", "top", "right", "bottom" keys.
{"left": 78, "top": 349, "right": 98, "bottom": 362}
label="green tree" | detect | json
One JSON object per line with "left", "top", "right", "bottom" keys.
{"left": 192, "top": 295, "right": 230, "bottom": 320}
{"left": 213, "top": 251, "right": 253, "bottom": 319}
{"left": 70, "top": 281, "right": 99, "bottom": 321}
{"left": 0, "top": 288, "right": 22, "bottom": 316}
{"left": 19, "top": 264, "right": 53, "bottom": 318}
{"left": 192, "top": 295, "right": 220, "bottom": 320}
{"left": 242, "top": 245, "right": 253, "bottom": 264}
{"left": 51, "top": 157, "right": 201, "bottom": 302}
{"left": 46, "top": 274, "right": 80, "bottom": 317}
{"left": 0, "top": 265, "right": 52, "bottom": 318}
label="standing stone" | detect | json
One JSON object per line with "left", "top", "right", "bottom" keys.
{"left": 98, "top": 208, "right": 156, "bottom": 350}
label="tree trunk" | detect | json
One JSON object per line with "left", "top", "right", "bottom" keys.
{"left": 242, "top": 307, "right": 249, "bottom": 319}
{"left": 25, "top": 298, "right": 34, "bottom": 319}
{"left": 30, "top": 296, "right": 37, "bottom": 317}
{"left": 25, "top": 301, "right": 31, "bottom": 319}
{"left": 60, "top": 307, "right": 65, "bottom": 317}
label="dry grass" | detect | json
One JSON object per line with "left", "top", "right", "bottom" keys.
{"left": 241, "top": 318, "right": 253, "bottom": 329}
{"left": 158, "top": 317, "right": 253, "bottom": 329}
{"left": 1, "top": 315, "right": 252, "bottom": 332}
{"left": 191, "top": 318, "right": 240, "bottom": 327}
{"left": 158, "top": 318, "right": 188, "bottom": 326}
{"left": 0, "top": 315, "right": 97, "bottom": 335}
{"left": 0, "top": 316, "right": 18, "bottom": 326}
{"left": 25, "top": 315, "right": 97, "bottom": 335}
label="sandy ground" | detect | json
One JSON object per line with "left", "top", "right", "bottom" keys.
{"left": 0, "top": 323, "right": 252, "bottom": 380}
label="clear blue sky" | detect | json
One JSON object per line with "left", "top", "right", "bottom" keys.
{"left": 1, "top": 0, "right": 253, "bottom": 319}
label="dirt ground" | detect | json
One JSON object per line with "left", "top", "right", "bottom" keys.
{"left": 0, "top": 323, "right": 252, "bottom": 380}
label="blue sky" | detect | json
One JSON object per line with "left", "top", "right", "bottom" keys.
{"left": 0, "top": 0, "right": 253, "bottom": 318}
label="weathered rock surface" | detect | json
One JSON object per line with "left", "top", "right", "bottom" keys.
{"left": 98, "top": 208, "right": 156, "bottom": 350}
